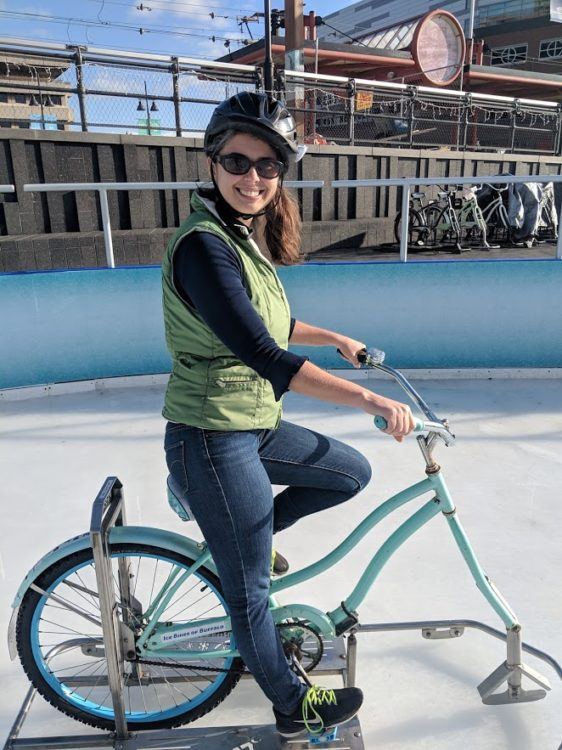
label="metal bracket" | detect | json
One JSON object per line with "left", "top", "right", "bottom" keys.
{"left": 353, "top": 619, "right": 559, "bottom": 706}
{"left": 422, "top": 625, "right": 465, "bottom": 640}
{"left": 478, "top": 661, "right": 551, "bottom": 704}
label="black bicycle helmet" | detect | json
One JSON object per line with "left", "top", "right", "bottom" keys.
{"left": 204, "top": 91, "right": 299, "bottom": 161}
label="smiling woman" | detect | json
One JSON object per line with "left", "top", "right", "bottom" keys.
{"left": 159, "top": 90, "right": 414, "bottom": 740}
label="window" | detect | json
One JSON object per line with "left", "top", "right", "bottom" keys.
{"left": 13, "top": 94, "right": 28, "bottom": 104}
{"left": 0, "top": 93, "right": 8, "bottom": 103}
{"left": 478, "top": 0, "right": 549, "bottom": 26}
{"left": 490, "top": 44, "right": 528, "bottom": 65}
{"left": 539, "top": 38, "right": 562, "bottom": 59}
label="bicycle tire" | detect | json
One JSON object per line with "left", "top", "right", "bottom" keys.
{"left": 425, "top": 205, "right": 459, "bottom": 248}
{"left": 394, "top": 208, "right": 429, "bottom": 246}
{"left": 17, "top": 543, "right": 244, "bottom": 731}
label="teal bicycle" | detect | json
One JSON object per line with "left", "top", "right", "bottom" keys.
{"left": 8, "top": 350, "right": 557, "bottom": 734}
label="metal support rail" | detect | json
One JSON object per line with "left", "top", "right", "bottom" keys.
{"left": 332, "top": 174, "right": 562, "bottom": 262}
{"left": 23, "top": 180, "right": 324, "bottom": 268}
{"left": 0, "top": 185, "right": 15, "bottom": 193}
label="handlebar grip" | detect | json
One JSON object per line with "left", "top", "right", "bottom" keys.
{"left": 374, "top": 416, "right": 426, "bottom": 433}
{"left": 337, "top": 347, "right": 370, "bottom": 364}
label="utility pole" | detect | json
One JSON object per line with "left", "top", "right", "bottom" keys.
{"left": 284, "top": 0, "right": 305, "bottom": 135}
{"left": 461, "top": 0, "right": 477, "bottom": 92}
{"left": 263, "top": 0, "right": 274, "bottom": 94}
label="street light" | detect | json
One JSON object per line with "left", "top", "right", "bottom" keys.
{"left": 29, "top": 68, "right": 45, "bottom": 129}
{"left": 136, "top": 80, "right": 159, "bottom": 135}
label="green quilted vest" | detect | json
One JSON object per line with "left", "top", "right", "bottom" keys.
{"left": 162, "top": 192, "right": 292, "bottom": 430}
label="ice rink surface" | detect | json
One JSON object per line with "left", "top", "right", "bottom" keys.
{"left": 1, "top": 376, "right": 561, "bottom": 749}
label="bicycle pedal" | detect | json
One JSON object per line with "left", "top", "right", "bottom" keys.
{"left": 309, "top": 727, "right": 339, "bottom": 744}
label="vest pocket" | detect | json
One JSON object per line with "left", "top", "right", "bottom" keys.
{"left": 213, "top": 375, "right": 259, "bottom": 392}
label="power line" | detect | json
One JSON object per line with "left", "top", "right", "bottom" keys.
{"left": 0, "top": 32, "right": 237, "bottom": 60}
{"left": 320, "top": 20, "right": 372, "bottom": 49}
{"left": 0, "top": 9, "right": 249, "bottom": 44}
{"left": 83, "top": 0, "right": 253, "bottom": 19}
{"left": 85, "top": 0, "right": 229, "bottom": 20}
{"left": 113, "top": 0, "right": 256, "bottom": 13}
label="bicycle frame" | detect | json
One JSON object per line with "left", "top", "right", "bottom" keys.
{"left": 137, "top": 370, "right": 521, "bottom": 662}
{"left": 481, "top": 190, "right": 510, "bottom": 231}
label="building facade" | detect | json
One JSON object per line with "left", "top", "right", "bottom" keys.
{"left": 0, "top": 54, "right": 74, "bottom": 130}
{"left": 318, "top": 0, "right": 562, "bottom": 76}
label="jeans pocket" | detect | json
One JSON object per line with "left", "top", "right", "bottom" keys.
{"left": 165, "top": 439, "right": 189, "bottom": 493}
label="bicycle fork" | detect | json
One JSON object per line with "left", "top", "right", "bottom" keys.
{"left": 431, "top": 471, "right": 551, "bottom": 703}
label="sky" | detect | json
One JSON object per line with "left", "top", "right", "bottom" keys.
{"left": 0, "top": 0, "right": 351, "bottom": 60}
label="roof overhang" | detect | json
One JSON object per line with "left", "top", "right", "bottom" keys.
{"left": 217, "top": 38, "right": 562, "bottom": 101}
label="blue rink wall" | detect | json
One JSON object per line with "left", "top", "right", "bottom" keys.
{"left": 1, "top": 259, "right": 561, "bottom": 389}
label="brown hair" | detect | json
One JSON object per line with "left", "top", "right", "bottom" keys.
{"left": 207, "top": 128, "right": 302, "bottom": 266}
{"left": 264, "top": 186, "right": 302, "bottom": 266}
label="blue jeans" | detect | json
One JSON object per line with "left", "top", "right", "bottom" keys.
{"left": 164, "top": 419, "right": 372, "bottom": 714}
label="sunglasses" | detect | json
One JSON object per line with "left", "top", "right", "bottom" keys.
{"left": 213, "top": 153, "right": 286, "bottom": 179}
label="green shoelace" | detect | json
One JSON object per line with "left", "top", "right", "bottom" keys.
{"left": 302, "top": 685, "right": 337, "bottom": 735}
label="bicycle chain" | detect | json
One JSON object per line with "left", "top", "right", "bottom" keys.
{"left": 135, "top": 620, "right": 318, "bottom": 675}
{"left": 136, "top": 627, "right": 244, "bottom": 674}
{"left": 137, "top": 656, "right": 248, "bottom": 674}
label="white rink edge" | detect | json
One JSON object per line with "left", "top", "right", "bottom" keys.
{"left": 1, "top": 368, "right": 562, "bottom": 402}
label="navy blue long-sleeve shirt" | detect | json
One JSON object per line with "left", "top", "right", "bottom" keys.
{"left": 173, "top": 231, "right": 307, "bottom": 401}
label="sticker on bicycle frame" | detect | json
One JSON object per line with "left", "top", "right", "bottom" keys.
{"left": 161, "top": 622, "right": 227, "bottom": 643}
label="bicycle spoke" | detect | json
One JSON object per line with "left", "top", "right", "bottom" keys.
{"left": 159, "top": 579, "right": 201, "bottom": 618}
{"left": 40, "top": 618, "right": 99, "bottom": 639}
{"left": 63, "top": 576, "right": 101, "bottom": 613}
{"left": 51, "top": 659, "right": 105, "bottom": 675}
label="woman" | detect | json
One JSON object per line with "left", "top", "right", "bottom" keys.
{"left": 162, "top": 92, "right": 414, "bottom": 737}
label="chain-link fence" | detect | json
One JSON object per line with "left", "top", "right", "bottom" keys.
{"left": 284, "top": 74, "right": 562, "bottom": 154}
{"left": 0, "top": 40, "right": 560, "bottom": 155}
{"left": 0, "top": 43, "right": 260, "bottom": 136}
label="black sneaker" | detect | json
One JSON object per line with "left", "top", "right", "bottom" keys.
{"left": 271, "top": 548, "right": 290, "bottom": 575}
{"left": 274, "top": 685, "right": 363, "bottom": 738}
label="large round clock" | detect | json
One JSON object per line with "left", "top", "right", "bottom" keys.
{"left": 411, "top": 10, "right": 466, "bottom": 86}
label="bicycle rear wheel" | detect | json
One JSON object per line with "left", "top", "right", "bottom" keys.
{"left": 17, "top": 543, "right": 243, "bottom": 730}
{"left": 394, "top": 208, "right": 430, "bottom": 247}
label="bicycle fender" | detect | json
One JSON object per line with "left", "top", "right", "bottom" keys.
{"left": 271, "top": 604, "right": 336, "bottom": 639}
{"left": 10, "top": 526, "right": 215, "bottom": 610}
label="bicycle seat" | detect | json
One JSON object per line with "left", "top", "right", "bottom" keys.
{"left": 412, "top": 192, "right": 425, "bottom": 199}
{"left": 167, "top": 474, "right": 194, "bottom": 522}
{"left": 438, "top": 191, "right": 451, "bottom": 198}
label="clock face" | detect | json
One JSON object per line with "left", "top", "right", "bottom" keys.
{"left": 412, "top": 11, "right": 465, "bottom": 86}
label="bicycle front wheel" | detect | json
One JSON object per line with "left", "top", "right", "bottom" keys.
{"left": 16, "top": 543, "right": 243, "bottom": 730}
{"left": 425, "top": 205, "right": 459, "bottom": 248}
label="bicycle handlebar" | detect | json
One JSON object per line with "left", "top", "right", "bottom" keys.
{"left": 356, "top": 348, "right": 456, "bottom": 446}
{"left": 374, "top": 415, "right": 455, "bottom": 444}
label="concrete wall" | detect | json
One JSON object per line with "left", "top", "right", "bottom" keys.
{"left": 1, "top": 129, "right": 562, "bottom": 272}
{"left": 1, "top": 259, "right": 561, "bottom": 390}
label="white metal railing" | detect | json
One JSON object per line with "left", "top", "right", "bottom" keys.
{"left": 0, "top": 37, "right": 258, "bottom": 73}
{"left": 1, "top": 185, "right": 15, "bottom": 192}
{"left": 22, "top": 175, "right": 562, "bottom": 265}
{"left": 284, "top": 69, "right": 560, "bottom": 110}
{"left": 23, "top": 181, "right": 324, "bottom": 268}
{"left": 333, "top": 174, "right": 562, "bottom": 262}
